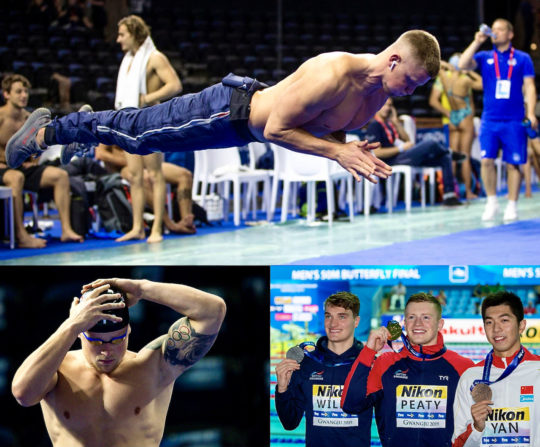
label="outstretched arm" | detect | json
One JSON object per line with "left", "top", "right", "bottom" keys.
{"left": 87, "top": 279, "right": 226, "bottom": 379}
{"left": 11, "top": 285, "right": 126, "bottom": 406}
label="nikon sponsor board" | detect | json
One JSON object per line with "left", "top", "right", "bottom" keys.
{"left": 312, "top": 384, "right": 358, "bottom": 427}
{"left": 482, "top": 407, "right": 531, "bottom": 447}
{"left": 396, "top": 384, "right": 448, "bottom": 428}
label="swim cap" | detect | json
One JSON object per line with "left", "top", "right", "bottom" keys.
{"left": 81, "top": 287, "right": 130, "bottom": 333}
{"left": 449, "top": 54, "right": 460, "bottom": 70}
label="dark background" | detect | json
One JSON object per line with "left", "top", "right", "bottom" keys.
{"left": 0, "top": 266, "right": 269, "bottom": 447}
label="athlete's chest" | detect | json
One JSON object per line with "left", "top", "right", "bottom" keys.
{"left": 0, "top": 116, "right": 26, "bottom": 147}
{"left": 47, "top": 366, "right": 168, "bottom": 429}
{"left": 314, "top": 91, "right": 386, "bottom": 132}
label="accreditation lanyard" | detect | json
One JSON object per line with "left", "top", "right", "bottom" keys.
{"left": 299, "top": 341, "right": 356, "bottom": 367}
{"left": 471, "top": 345, "right": 524, "bottom": 390}
{"left": 375, "top": 117, "right": 398, "bottom": 144}
{"left": 493, "top": 47, "right": 515, "bottom": 99}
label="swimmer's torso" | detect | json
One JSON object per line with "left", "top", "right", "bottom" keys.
{"left": 145, "top": 55, "right": 163, "bottom": 106}
{"left": 441, "top": 70, "right": 473, "bottom": 110}
{"left": 41, "top": 350, "right": 174, "bottom": 447}
{"left": 0, "top": 106, "right": 29, "bottom": 164}
{"left": 249, "top": 52, "right": 388, "bottom": 141}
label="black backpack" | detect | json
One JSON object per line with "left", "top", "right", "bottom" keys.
{"left": 95, "top": 173, "right": 133, "bottom": 233}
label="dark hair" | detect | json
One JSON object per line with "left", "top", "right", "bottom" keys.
{"left": 324, "top": 291, "right": 360, "bottom": 317}
{"left": 481, "top": 290, "right": 523, "bottom": 322}
{"left": 405, "top": 292, "right": 442, "bottom": 319}
{"left": 118, "top": 14, "right": 151, "bottom": 47}
{"left": 2, "top": 73, "right": 31, "bottom": 93}
{"left": 399, "top": 30, "right": 441, "bottom": 78}
{"left": 82, "top": 287, "right": 130, "bottom": 333}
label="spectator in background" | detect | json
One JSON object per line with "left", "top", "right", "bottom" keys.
{"left": 89, "top": 0, "right": 107, "bottom": 38}
{"left": 460, "top": 18, "right": 537, "bottom": 222}
{"left": 524, "top": 300, "right": 536, "bottom": 314}
{"left": 524, "top": 136, "right": 540, "bottom": 197}
{"left": 366, "top": 98, "right": 462, "bottom": 207}
{"left": 436, "top": 289, "right": 447, "bottom": 308}
{"left": 27, "top": 0, "right": 59, "bottom": 26}
{"left": 0, "top": 74, "right": 82, "bottom": 244}
{"left": 95, "top": 144, "right": 196, "bottom": 234}
{"left": 113, "top": 15, "right": 183, "bottom": 243}
{"left": 55, "top": 0, "right": 92, "bottom": 29}
{"left": 430, "top": 54, "right": 482, "bottom": 200}
{"left": 389, "top": 281, "right": 407, "bottom": 311}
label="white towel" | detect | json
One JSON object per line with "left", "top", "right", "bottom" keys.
{"left": 115, "top": 36, "right": 156, "bottom": 110}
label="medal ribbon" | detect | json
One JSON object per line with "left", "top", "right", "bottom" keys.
{"left": 299, "top": 341, "right": 356, "bottom": 367}
{"left": 375, "top": 116, "right": 398, "bottom": 144}
{"left": 470, "top": 345, "right": 525, "bottom": 391}
{"left": 493, "top": 47, "right": 515, "bottom": 80}
{"left": 388, "top": 333, "right": 447, "bottom": 359}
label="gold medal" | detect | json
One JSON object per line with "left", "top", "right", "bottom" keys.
{"left": 386, "top": 320, "right": 402, "bottom": 341}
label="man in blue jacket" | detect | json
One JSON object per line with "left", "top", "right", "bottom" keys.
{"left": 341, "top": 292, "right": 473, "bottom": 447}
{"left": 274, "top": 291, "right": 372, "bottom": 447}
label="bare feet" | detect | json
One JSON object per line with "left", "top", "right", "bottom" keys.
{"left": 525, "top": 189, "right": 533, "bottom": 198}
{"left": 466, "top": 192, "right": 478, "bottom": 200}
{"left": 146, "top": 231, "right": 163, "bottom": 244}
{"left": 116, "top": 228, "right": 145, "bottom": 242}
{"left": 61, "top": 230, "right": 84, "bottom": 242}
{"left": 18, "top": 234, "right": 47, "bottom": 248}
{"left": 165, "top": 214, "right": 197, "bottom": 234}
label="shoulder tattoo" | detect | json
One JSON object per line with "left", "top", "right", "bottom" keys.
{"left": 163, "top": 317, "right": 218, "bottom": 368}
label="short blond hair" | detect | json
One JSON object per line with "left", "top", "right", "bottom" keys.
{"left": 493, "top": 18, "right": 513, "bottom": 33}
{"left": 399, "top": 30, "right": 441, "bottom": 78}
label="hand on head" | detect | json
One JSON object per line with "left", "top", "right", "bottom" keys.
{"left": 81, "top": 278, "right": 143, "bottom": 307}
{"left": 70, "top": 284, "right": 125, "bottom": 333}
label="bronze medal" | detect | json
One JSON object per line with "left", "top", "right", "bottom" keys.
{"left": 471, "top": 383, "right": 492, "bottom": 403}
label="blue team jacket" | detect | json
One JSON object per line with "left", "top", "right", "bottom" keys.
{"left": 275, "top": 337, "right": 372, "bottom": 447}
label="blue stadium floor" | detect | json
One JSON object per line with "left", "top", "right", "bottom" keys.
{"left": 1, "top": 191, "right": 539, "bottom": 265}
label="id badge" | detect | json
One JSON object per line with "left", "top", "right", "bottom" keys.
{"left": 495, "top": 80, "right": 511, "bottom": 99}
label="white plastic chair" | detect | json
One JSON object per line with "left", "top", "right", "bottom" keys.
{"left": 390, "top": 115, "right": 440, "bottom": 211}
{"left": 245, "top": 142, "right": 273, "bottom": 216}
{"left": 192, "top": 147, "right": 271, "bottom": 226}
{"left": 268, "top": 143, "right": 354, "bottom": 225}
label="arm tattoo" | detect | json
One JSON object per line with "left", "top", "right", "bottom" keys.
{"left": 163, "top": 317, "right": 218, "bottom": 368}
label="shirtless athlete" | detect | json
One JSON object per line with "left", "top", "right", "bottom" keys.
{"left": 11, "top": 278, "right": 226, "bottom": 447}
{"left": 6, "top": 30, "right": 440, "bottom": 183}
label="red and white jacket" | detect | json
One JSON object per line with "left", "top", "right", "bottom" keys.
{"left": 452, "top": 346, "right": 540, "bottom": 447}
